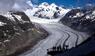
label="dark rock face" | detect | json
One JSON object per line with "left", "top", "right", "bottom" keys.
{"left": 0, "top": 15, "right": 16, "bottom": 41}
{"left": 53, "top": 12, "right": 59, "bottom": 18}
{"left": 0, "top": 11, "right": 48, "bottom": 56}
{"left": 11, "top": 11, "right": 34, "bottom": 31}
{"left": 60, "top": 7, "right": 95, "bottom": 32}
{"left": 0, "top": 11, "right": 34, "bottom": 41}
{"left": 12, "top": 11, "right": 31, "bottom": 21}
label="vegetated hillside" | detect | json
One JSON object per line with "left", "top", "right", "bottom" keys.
{"left": 0, "top": 11, "right": 48, "bottom": 56}
{"left": 60, "top": 6, "right": 95, "bottom": 33}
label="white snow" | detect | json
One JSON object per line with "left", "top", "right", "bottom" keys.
{"left": 13, "top": 14, "right": 23, "bottom": 21}
{"left": 85, "top": 11, "right": 95, "bottom": 20}
{"left": 72, "top": 12, "right": 84, "bottom": 18}
{"left": 38, "top": 2, "right": 49, "bottom": 8}
{"left": 0, "top": 22, "right": 6, "bottom": 26}
{"left": 27, "top": 16, "right": 60, "bottom": 24}
{"left": 76, "top": 12, "right": 84, "bottom": 17}
{"left": 86, "top": 15, "right": 90, "bottom": 19}
{"left": 4, "top": 39, "right": 10, "bottom": 43}
{"left": 92, "top": 10, "right": 95, "bottom": 16}
{"left": 25, "top": 2, "right": 71, "bottom": 20}
{"left": 25, "top": 8, "right": 38, "bottom": 16}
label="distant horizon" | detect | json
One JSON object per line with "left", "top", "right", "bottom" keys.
{"left": 31, "top": 0, "right": 95, "bottom": 8}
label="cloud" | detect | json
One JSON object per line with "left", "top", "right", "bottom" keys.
{"left": 26, "top": 0, "right": 33, "bottom": 7}
{"left": 0, "top": 0, "right": 14, "bottom": 12}
{"left": 0, "top": 0, "right": 33, "bottom": 12}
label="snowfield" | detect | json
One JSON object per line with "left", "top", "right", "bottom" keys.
{"left": 24, "top": 8, "right": 70, "bottom": 24}
{"left": 27, "top": 16, "right": 60, "bottom": 23}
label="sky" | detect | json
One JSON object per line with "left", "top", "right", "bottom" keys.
{"left": 32, "top": 0, "right": 95, "bottom": 8}
{"left": 0, "top": 0, "right": 95, "bottom": 12}
{"left": 0, "top": 0, "right": 32, "bottom": 12}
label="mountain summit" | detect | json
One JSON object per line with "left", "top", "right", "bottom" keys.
{"left": 25, "top": 2, "right": 70, "bottom": 19}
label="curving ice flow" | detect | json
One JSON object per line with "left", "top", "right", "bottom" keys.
{"left": 19, "top": 3, "right": 90, "bottom": 56}
{"left": 0, "top": 1, "right": 93, "bottom": 56}
{"left": 19, "top": 15, "right": 90, "bottom": 56}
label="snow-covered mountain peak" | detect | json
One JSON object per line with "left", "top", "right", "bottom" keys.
{"left": 50, "top": 3, "right": 58, "bottom": 8}
{"left": 38, "top": 2, "right": 58, "bottom": 11}
{"left": 40, "top": 2, "right": 49, "bottom": 7}
{"left": 26, "top": 2, "right": 71, "bottom": 19}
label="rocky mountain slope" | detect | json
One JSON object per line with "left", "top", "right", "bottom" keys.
{"left": 0, "top": 11, "right": 48, "bottom": 56}
{"left": 60, "top": 6, "right": 95, "bottom": 33}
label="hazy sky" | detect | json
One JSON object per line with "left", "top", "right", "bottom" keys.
{"left": 0, "top": 0, "right": 32, "bottom": 12}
